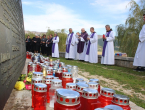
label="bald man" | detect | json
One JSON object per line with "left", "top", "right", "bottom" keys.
{"left": 65, "top": 28, "right": 77, "bottom": 59}
{"left": 77, "top": 28, "right": 88, "bottom": 61}
{"left": 85, "top": 27, "right": 98, "bottom": 63}
{"left": 101, "top": 25, "right": 115, "bottom": 65}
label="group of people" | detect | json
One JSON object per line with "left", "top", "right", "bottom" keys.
{"left": 25, "top": 33, "right": 59, "bottom": 58}
{"left": 26, "top": 14, "right": 145, "bottom": 71}
{"left": 65, "top": 26, "right": 115, "bottom": 65}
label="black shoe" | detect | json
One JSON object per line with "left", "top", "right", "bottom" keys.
{"left": 141, "top": 67, "right": 145, "bottom": 71}
{"left": 134, "top": 67, "right": 142, "bottom": 72}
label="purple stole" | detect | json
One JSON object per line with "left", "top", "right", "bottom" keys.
{"left": 66, "top": 33, "right": 74, "bottom": 53}
{"left": 52, "top": 36, "right": 57, "bottom": 53}
{"left": 77, "top": 32, "right": 88, "bottom": 53}
{"left": 86, "top": 32, "right": 96, "bottom": 55}
{"left": 102, "top": 31, "right": 111, "bottom": 57}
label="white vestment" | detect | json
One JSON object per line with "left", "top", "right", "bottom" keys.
{"left": 65, "top": 33, "right": 76, "bottom": 59}
{"left": 79, "top": 37, "right": 87, "bottom": 60}
{"left": 52, "top": 36, "right": 59, "bottom": 58}
{"left": 101, "top": 31, "right": 115, "bottom": 65}
{"left": 133, "top": 24, "right": 145, "bottom": 67}
{"left": 85, "top": 33, "right": 98, "bottom": 63}
{"left": 74, "top": 35, "right": 79, "bottom": 60}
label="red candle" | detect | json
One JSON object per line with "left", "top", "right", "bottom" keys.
{"left": 33, "top": 72, "right": 43, "bottom": 79}
{"left": 103, "top": 34, "right": 105, "bottom": 39}
{"left": 26, "top": 52, "right": 29, "bottom": 59}
{"left": 62, "top": 72, "right": 73, "bottom": 88}
{"left": 111, "top": 94, "right": 131, "bottom": 110}
{"left": 55, "top": 69, "right": 63, "bottom": 80}
{"left": 31, "top": 78, "right": 43, "bottom": 108}
{"left": 54, "top": 89, "right": 81, "bottom": 110}
{"left": 89, "top": 79, "right": 101, "bottom": 93}
{"left": 36, "top": 62, "right": 40, "bottom": 72}
{"left": 98, "top": 88, "right": 115, "bottom": 108}
{"left": 81, "top": 88, "right": 99, "bottom": 110}
{"left": 62, "top": 67, "right": 68, "bottom": 72}
{"left": 45, "top": 76, "right": 54, "bottom": 103}
{"left": 27, "top": 62, "right": 33, "bottom": 75}
{"left": 66, "top": 83, "right": 76, "bottom": 91}
{"left": 47, "top": 70, "right": 53, "bottom": 76}
{"left": 33, "top": 83, "right": 47, "bottom": 110}
{"left": 88, "top": 82, "right": 100, "bottom": 94}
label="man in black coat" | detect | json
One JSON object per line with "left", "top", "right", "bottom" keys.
{"left": 25, "top": 35, "right": 32, "bottom": 52}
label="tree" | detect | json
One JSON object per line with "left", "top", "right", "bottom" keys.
{"left": 46, "top": 28, "right": 68, "bottom": 52}
{"left": 25, "top": 32, "right": 35, "bottom": 39}
{"left": 116, "top": 0, "right": 145, "bottom": 57}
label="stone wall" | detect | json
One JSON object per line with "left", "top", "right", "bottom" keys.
{"left": 59, "top": 52, "right": 135, "bottom": 68}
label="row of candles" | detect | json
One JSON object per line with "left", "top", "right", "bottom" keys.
{"left": 26, "top": 52, "right": 131, "bottom": 110}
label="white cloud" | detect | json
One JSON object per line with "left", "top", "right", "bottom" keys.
{"left": 23, "top": 1, "right": 105, "bottom": 33}
{"left": 22, "top": 1, "right": 32, "bottom": 5}
{"left": 90, "top": 0, "right": 131, "bottom": 14}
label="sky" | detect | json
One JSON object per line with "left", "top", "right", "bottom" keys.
{"left": 22, "top": 0, "right": 139, "bottom": 35}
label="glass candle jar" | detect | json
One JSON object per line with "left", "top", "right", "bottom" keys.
{"left": 54, "top": 89, "right": 81, "bottom": 110}
{"left": 81, "top": 88, "right": 99, "bottom": 110}
{"left": 45, "top": 77, "right": 54, "bottom": 103}
{"left": 75, "top": 78, "right": 84, "bottom": 83}
{"left": 62, "top": 72, "right": 73, "bottom": 88}
{"left": 32, "top": 72, "right": 43, "bottom": 79}
{"left": 55, "top": 69, "right": 63, "bottom": 80}
{"left": 88, "top": 82, "right": 100, "bottom": 94}
{"left": 111, "top": 94, "right": 131, "bottom": 110}
{"left": 33, "top": 83, "right": 47, "bottom": 110}
{"left": 49, "top": 79, "right": 63, "bottom": 108}
{"left": 66, "top": 83, "right": 76, "bottom": 91}
{"left": 31, "top": 78, "right": 43, "bottom": 108}
{"left": 105, "top": 105, "right": 123, "bottom": 110}
{"left": 27, "top": 62, "right": 33, "bottom": 74}
{"left": 89, "top": 79, "right": 100, "bottom": 93}
{"left": 99, "top": 88, "right": 115, "bottom": 108}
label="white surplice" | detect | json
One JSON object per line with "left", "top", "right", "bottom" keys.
{"left": 133, "top": 24, "right": 145, "bottom": 67}
{"left": 101, "top": 31, "right": 115, "bottom": 65}
{"left": 65, "top": 33, "right": 76, "bottom": 59}
{"left": 78, "top": 37, "right": 87, "bottom": 61}
{"left": 74, "top": 35, "right": 79, "bottom": 60}
{"left": 85, "top": 33, "right": 98, "bottom": 63}
{"left": 52, "top": 36, "right": 59, "bottom": 58}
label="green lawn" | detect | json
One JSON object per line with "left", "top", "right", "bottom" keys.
{"left": 51, "top": 57, "right": 145, "bottom": 108}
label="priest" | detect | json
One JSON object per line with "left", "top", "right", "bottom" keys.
{"left": 52, "top": 32, "right": 59, "bottom": 58}
{"left": 85, "top": 27, "right": 98, "bottom": 63}
{"left": 101, "top": 25, "right": 115, "bottom": 65}
{"left": 77, "top": 28, "right": 88, "bottom": 61}
{"left": 65, "top": 28, "right": 76, "bottom": 59}
{"left": 133, "top": 14, "right": 145, "bottom": 71}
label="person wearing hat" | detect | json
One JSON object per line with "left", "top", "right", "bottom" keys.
{"left": 41, "top": 34, "right": 47, "bottom": 55}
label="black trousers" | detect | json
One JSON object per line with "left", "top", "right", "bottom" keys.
{"left": 41, "top": 44, "right": 46, "bottom": 54}
{"left": 46, "top": 46, "right": 52, "bottom": 56}
{"left": 26, "top": 43, "right": 31, "bottom": 51}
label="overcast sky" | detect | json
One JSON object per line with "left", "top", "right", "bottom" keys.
{"left": 22, "top": 0, "right": 139, "bottom": 35}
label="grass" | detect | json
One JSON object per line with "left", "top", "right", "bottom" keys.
{"left": 50, "top": 57, "right": 145, "bottom": 108}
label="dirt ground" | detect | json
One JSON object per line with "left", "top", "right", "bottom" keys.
{"left": 3, "top": 59, "right": 145, "bottom": 110}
